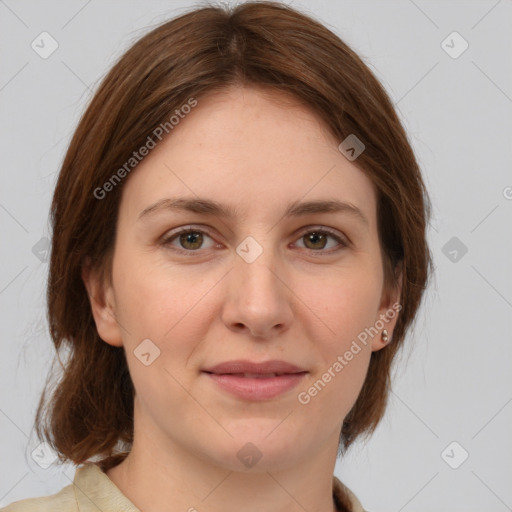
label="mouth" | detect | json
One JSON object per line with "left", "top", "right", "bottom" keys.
{"left": 201, "top": 360, "right": 308, "bottom": 401}
{"left": 206, "top": 372, "right": 298, "bottom": 378}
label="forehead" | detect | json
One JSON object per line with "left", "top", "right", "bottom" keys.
{"left": 118, "top": 85, "right": 377, "bottom": 227}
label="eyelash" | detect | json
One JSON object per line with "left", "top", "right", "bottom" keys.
{"left": 160, "top": 225, "right": 349, "bottom": 256}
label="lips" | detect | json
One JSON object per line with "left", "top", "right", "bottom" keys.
{"left": 202, "top": 360, "right": 308, "bottom": 401}
{"left": 202, "top": 359, "right": 307, "bottom": 375}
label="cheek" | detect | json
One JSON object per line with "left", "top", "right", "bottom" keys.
{"left": 111, "top": 244, "right": 217, "bottom": 341}
{"left": 292, "top": 266, "right": 382, "bottom": 414}
{"left": 302, "top": 264, "right": 383, "bottom": 347}
{"left": 110, "top": 250, "right": 219, "bottom": 403}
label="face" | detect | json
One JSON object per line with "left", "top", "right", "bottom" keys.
{"left": 84, "top": 85, "right": 400, "bottom": 472}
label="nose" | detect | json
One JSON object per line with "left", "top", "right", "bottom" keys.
{"left": 220, "top": 249, "right": 294, "bottom": 339}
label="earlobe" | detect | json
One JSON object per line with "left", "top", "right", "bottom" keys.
{"left": 371, "top": 262, "right": 403, "bottom": 352}
{"left": 81, "top": 260, "right": 124, "bottom": 347}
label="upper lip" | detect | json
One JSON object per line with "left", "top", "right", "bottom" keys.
{"left": 202, "top": 360, "right": 307, "bottom": 375}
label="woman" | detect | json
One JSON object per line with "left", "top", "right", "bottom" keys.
{"left": 1, "top": 2, "right": 431, "bottom": 511}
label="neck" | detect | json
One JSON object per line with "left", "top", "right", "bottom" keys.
{"left": 106, "top": 406, "right": 341, "bottom": 512}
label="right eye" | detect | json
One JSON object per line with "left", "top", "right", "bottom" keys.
{"left": 161, "top": 227, "right": 219, "bottom": 254}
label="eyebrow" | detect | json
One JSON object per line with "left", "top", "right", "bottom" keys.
{"left": 138, "top": 197, "right": 368, "bottom": 226}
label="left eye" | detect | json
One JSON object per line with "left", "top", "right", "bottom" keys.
{"left": 294, "top": 230, "right": 345, "bottom": 251}
{"left": 161, "top": 227, "right": 346, "bottom": 253}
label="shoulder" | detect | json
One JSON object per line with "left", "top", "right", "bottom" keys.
{"left": 0, "top": 482, "right": 77, "bottom": 512}
{"left": 1, "top": 462, "right": 140, "bottom": 512}
{"left": 332, "top": 475, "right": 367, "bottom": 512}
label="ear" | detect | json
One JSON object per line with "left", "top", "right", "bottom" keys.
{"left": 81, "top": 258, "right": 124, "bottom": 347}
{"left": 371, "top": 261, "right": 403, "bottom": 352}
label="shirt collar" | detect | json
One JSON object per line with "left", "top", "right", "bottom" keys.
{"left": 73, "top": 462, "right": 140, "bottom": 511}
{"left": 73, "top": 463, "right": 364, "bottom": 512}
{"left": 332, "top": 475, "right": 366, "bottom": 512}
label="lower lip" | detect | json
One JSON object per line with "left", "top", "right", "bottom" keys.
{"left": 203, "top": 372, "right": 307, "bottom": 400}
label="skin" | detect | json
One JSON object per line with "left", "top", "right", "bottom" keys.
{"left": 83, "top": 85, "right": 401, "bottom": 512}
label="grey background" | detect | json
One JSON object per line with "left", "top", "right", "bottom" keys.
{"left": 1, "top": 0, "right": 511, "bottom": 510}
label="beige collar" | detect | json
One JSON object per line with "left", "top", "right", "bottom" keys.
{"left": 72, "top": 462, "right": 364, "bottom": 512}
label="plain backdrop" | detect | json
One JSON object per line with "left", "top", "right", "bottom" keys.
{"left": 0, "top": 1, "right": 511, "bottom": 511}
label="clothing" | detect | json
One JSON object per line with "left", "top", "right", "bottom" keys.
{"left": 1, "top": 462, "right": 365, "bottom": 512}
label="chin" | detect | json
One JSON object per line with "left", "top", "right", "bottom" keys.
{"left": 197, "top": 424, "right": 307, "bottom": 472}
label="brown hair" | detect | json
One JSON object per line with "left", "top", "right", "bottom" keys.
{"left": 36, "top": 0, "right": 431, "bottom": 471}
